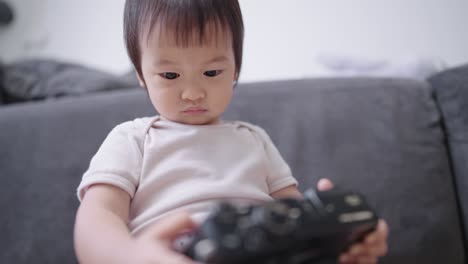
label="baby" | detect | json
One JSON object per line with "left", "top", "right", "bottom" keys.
{"left": 74, "top": 1, "right": 388, "bottom": 263}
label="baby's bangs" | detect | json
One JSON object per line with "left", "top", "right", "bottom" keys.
{"left": 141, "top": 0, "right": 231, "bottom": 46}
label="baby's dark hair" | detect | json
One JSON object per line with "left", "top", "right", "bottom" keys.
{"left": 124, "top": 0, "right": 244, "bottom": 82}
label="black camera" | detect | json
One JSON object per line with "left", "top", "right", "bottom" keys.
{"left": 182, "top": 188, "right": 378, "bottom": 264}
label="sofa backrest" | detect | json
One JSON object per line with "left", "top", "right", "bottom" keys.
{"left": 429, "top": 64, "right": 468, "bottom": 254}
{"left": 0, "top": 78, "right": 465, "bottom": 263}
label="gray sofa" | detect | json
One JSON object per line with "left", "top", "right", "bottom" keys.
{"left": 1, "top": 68, "right": 468, "bottom": 263}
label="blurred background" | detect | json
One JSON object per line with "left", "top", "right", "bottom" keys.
{"left": 0, "top": 0, "right": 467, "bottom": 82}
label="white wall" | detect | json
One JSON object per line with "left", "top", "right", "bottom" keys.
{"left": 1, "top": 0, "right": 467, "bottom": 82}
{"left": 0, "top": 0, "right": 128, "bottom": 73}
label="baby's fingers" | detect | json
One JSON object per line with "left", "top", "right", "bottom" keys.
{"left": 340, "top": 252, "right": 377, "bottom": 264}
{"left": 363, "top": 221, "right": 389, "bottom": 257}
{"left": 360, "top": 242, "right": 388, "bottom": 258}
{"left": 355, "top": 256, "right": 377, "bottom": 264}
{"left": 147, "top": 211, "right": 196, "bottom": 240}
{"left": 351, "top": 241, "right": 387, "bottom": 257}
{"left": 365, "top": 220, "right": 389, "bottom": 244}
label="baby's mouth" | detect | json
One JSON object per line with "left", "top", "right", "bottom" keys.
{"left": 182, "top": 106, "right": 208, "bottom": 114}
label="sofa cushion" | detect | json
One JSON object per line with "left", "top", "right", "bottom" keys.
{"left": 1, "top": 59, "right": 135, "bottom": 103}
{"left": 428, "top": 64, "right": 468, "bottom": 250}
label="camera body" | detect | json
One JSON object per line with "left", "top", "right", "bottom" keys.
{"left": 182, "top": 188, "right": 378, "bottom": 264}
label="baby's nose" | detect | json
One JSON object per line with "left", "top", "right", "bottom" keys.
{"left": 182, "top": 87, "right": 206, "bottom": 101}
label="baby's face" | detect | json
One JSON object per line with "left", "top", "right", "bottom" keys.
{"left": 139, "top": 25, "right": 237, "bottom": 125}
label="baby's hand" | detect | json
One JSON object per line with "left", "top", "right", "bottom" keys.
{"left": 317, "top": 178, "right": 389, "bottom": 264}
{"left": 131, "top": 211, "right": 197, "bottom": 264}
{"left": 339, "top": 219, "right": 388, "bottom": 264}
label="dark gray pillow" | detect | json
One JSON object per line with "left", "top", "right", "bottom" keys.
{"left": 1, "top": 59, "right": 136, "bottom": 102}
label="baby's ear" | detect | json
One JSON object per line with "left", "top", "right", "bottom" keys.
{"left": 136, "top": 72, "right": 146, "bottom": 88}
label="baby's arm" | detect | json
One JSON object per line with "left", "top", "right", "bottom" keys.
{"left": 270, "top": 184, "right": 303, "bottom": 199}
{"left": 74, "top": 184, "right": 134, "bottom": 263}
{"left": 74, "top": 184, "right": 196, "bottom": 264}
{"left": 271, "top": 178, "right": 336, "bottom": 199}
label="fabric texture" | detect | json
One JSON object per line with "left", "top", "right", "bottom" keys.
{"left": 1, "top": 59, "right": 135, "bottom": 103}
{"left": 77, "top": 116, "right": 297, "bottom": 235}
{"left": 428, "top": 64, "right": 468, "bottom": 246}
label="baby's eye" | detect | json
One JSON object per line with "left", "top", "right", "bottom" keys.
{"left": 204, "top": 70, "right": 223, "bottom": 77}
{"left": 159, "top": 72, "right": 180, "bottom": 80}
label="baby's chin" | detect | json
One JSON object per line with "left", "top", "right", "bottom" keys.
{"left": 163, "top": 115, "right": 221, "bottom": 126}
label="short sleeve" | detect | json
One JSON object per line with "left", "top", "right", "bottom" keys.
{"left": 254, "top": 126, "right": 298, "bottom": 194}
{"left": 77, "top": 121, "right": 145, "bottom": 201}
